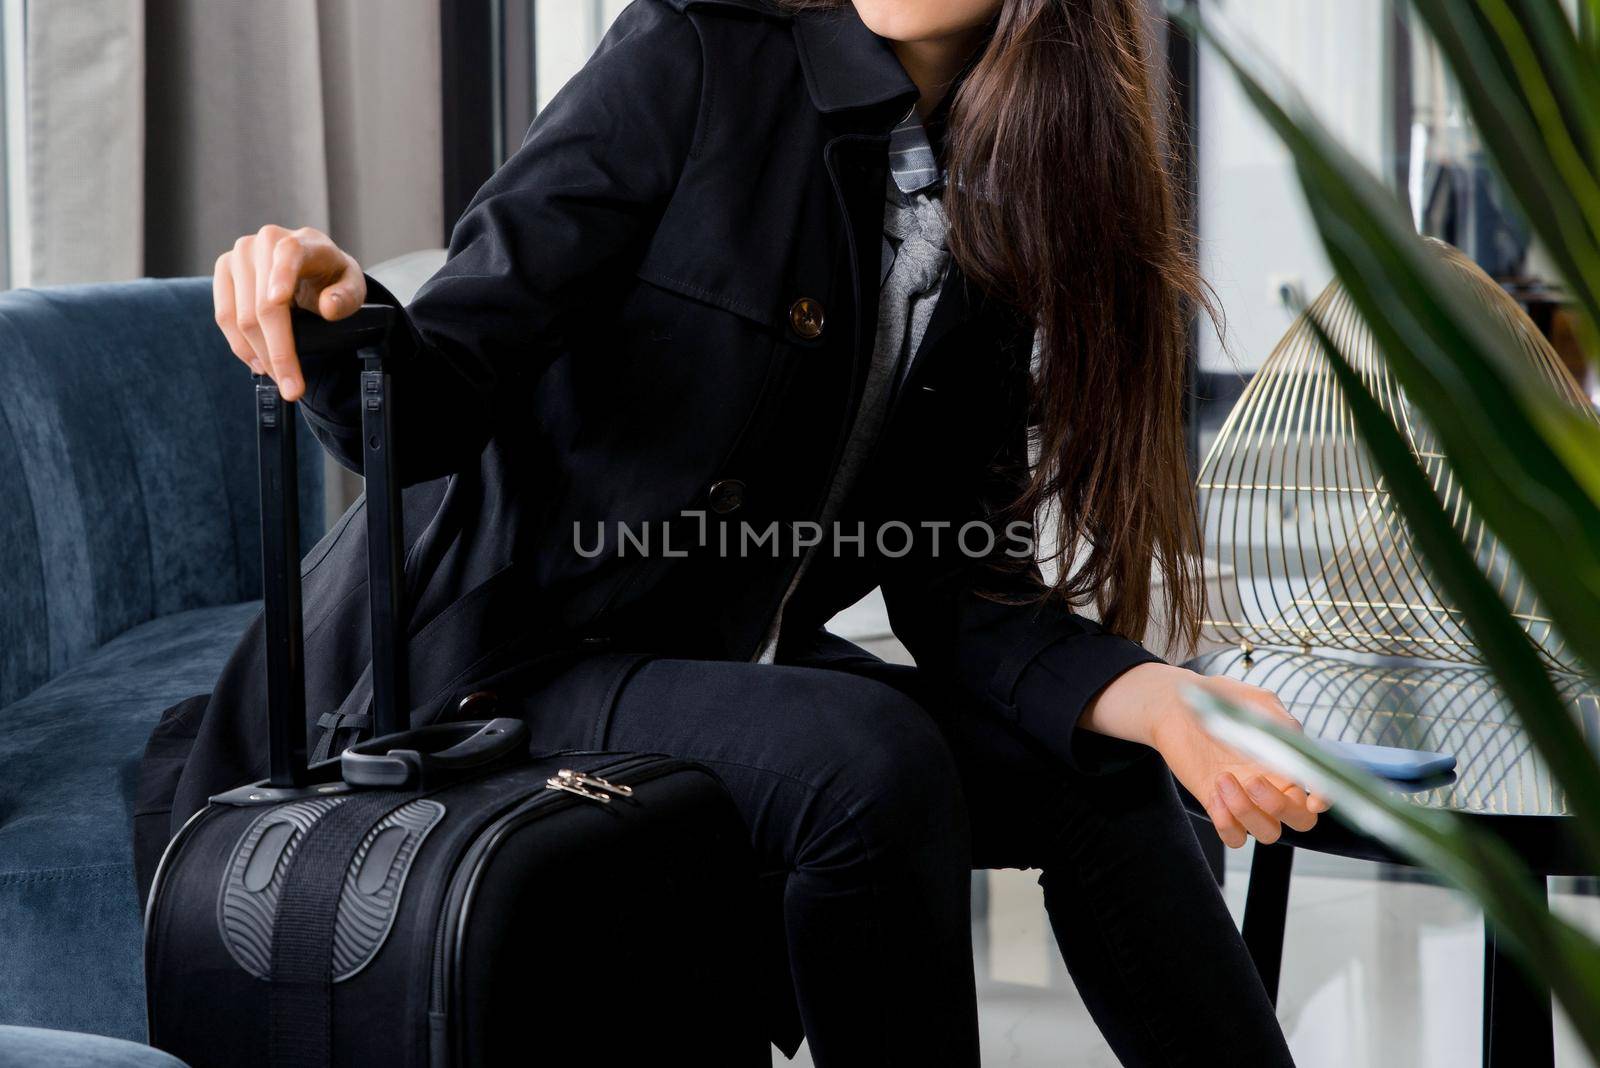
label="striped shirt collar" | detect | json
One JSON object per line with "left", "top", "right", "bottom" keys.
{"left": 888, "top": 106, "right": 945, "bottom": 197}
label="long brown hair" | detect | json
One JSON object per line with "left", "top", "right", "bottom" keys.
{"left": 806, "top": 0, "right": 1206, "bottom": 650}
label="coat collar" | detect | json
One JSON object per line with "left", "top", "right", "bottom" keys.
{"left": 791, "top": 5, "right": 919, "bottom": 115}
{"left": 669, "top": 0, "right": 919, "bottom": 117}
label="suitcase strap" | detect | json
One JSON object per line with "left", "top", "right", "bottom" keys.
{"left": 310, "top": 711, "right": 369, "bottom": 765}
{"left": 269, "top": 792, "right": 403, "bottom": 1068}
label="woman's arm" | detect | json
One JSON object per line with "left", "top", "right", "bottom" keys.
{"left": 211, "top": 0, "right": 704, "bottom": 483}
{"left": 888, "top": 562, "right": 1326, "bottom": 846}
{"left": 882, "top": 422, "right": 1325, "bottom": 845}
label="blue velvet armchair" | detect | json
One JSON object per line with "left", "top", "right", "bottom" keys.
{"left": 0, "top": 278, "right": 322, "bottom": 1040}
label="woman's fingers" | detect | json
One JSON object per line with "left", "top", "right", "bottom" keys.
{"left": 230, "top": 237, "right": 267, "bottom": 370}
{"left": 1218, "top": 772, "right": 1282, "bottom": 844}
{"left": 1208, "top": 773, "right": 1322, "bottom": 846}
{"left": 211, "top": 225, "right": 365, "bottom": 399}
{"left": 1217, "top": 681, "right": 1331, "bottom": 813}
{"left": 315, "top": 248, "right": 366, "bottom": 321}
{"left": 1270, "top": 773, "right": 1330, "bottom": 813}
{"left": 1250, "top": 778, "right": 1318, "bottom": 833}
{"left": 1205, "top": 789, "right": 1249, "bottom": 849}
{"left": 257, "top": 229, "right": 304, "bottom": 400}
{"left": 212, "top": 253, "right": 258, "bottom": 372}
{"left": 265, "top": 231, "right": 307, "bottom": 309}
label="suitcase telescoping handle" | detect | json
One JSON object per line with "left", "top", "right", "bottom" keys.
{"left": 252, "top": 306, "right": 527, "bottom": 796}
{"left": 256, "top": 305, "right": 405, "bottom": 787}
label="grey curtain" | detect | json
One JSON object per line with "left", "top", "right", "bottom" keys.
{"left": 24, "top": 0, "right": 444, "bottom": 285}
{"left": 24, "top": 0, "right": 145, "bottom": 284}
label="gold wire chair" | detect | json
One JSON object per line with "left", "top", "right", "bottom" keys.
{"left": 1196, "top": 240, "right": 1598, "bottom": 672}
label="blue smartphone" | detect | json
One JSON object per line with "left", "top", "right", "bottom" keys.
{"left": 1318, "top": 739, "right": 1457, "bottom": 781}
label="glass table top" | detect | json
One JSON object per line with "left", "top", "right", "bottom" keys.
{"left": 1187, "top": 647, "right": 1600, "bottom": 822}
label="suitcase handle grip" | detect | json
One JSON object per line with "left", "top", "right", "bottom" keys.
{"left": 291, "top": 303, "right": 394, "bottom": 356}
{"left": 340, "top": 717, "right": 529, "bottom": 789}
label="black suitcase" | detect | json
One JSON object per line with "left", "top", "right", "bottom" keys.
{"left": 143, "top": 307, "right": 768, "bottom": 1067}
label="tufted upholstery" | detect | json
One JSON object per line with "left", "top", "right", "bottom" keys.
{"left": 0, "top": 278, "right": 322, "bottom": 705}
{"left": 0, "top": 278, "right": 323, "bottom": 1039}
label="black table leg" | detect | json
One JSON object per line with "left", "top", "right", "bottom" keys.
{"left": 1241, "top": 842, "right": 1294, "bottom": 1006}
{"left": 1482, "top": 890, "right": 1553, "bottom": 1068}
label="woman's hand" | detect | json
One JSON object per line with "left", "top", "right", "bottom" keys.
{"left": 1082, "top": 663, "right": 1329, "bottom": 847}
{"left": 212, "top": 225, "right": 366, "bottom": 401}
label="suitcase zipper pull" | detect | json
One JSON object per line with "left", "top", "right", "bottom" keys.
{"left": 569, "top": 770, "right": 634, "bottom": 798}
{"left": 545, "top": 768, "right": 634, "bottom": 803}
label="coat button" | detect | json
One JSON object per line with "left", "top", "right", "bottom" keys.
{"left": 708, "top": 478, "right": 746, "bottom": 514}
{"left": 788, "top": 297, "right": 825, "bottom": 339}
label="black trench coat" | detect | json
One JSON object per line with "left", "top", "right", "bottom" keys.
{"left": 136, "top": 0, "right": 1159, "bottom": 874}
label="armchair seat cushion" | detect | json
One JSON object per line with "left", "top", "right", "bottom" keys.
{"left": 0, "top": 601, "right": 258, "bottom": 1041}
{"left": 0, "top": 1027, "right": 188, "bottom": 1068}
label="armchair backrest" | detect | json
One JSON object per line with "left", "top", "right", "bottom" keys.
{"left": 0, "top": 277, "right": 323, "bottom": 707}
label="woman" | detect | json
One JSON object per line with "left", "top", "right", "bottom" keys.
{"left": 149, "top": 0, "right": 1324, "bottom": 1062}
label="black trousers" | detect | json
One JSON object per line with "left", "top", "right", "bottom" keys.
{"left": 517, "top": 631, "right": 1294, "bottom": 1067}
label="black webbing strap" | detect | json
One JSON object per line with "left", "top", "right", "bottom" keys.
{"left": 310, "top": 710, "right": 371, "bottom": 765}
{"left": 268, "top": 792, "right": 401, "bottom": 1068}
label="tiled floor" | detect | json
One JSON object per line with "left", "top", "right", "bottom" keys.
{"left": 779, "top": 853, "right": 1600, "bottom": 1065}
